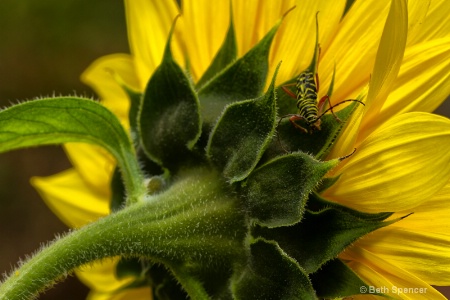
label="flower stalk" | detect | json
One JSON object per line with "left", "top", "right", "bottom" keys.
{"left": 0, "top": 168, "right": 247, "bottom": 300}
{"left": 2, "top": 1, "right": 450, "bottom": 299}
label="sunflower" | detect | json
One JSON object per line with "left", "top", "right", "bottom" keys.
{"left": 30, "top": 0, "right": 450, "bottom": 299}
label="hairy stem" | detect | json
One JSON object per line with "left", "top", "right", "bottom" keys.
{"left": 0, "top": 168, "right": 247, "bottom": 300}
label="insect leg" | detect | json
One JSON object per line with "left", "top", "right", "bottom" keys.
{"left": 289, "top": 115, "right": 308, "bottom": 133}
{"left": 281, "top": 83, "right": 297, "bottom": 99}
{"left": 317, "top": 95, "right": 343, "bottom": 122}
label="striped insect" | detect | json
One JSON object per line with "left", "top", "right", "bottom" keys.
{"left": 275, "top": 67, "right": 365, "bottom": 155}
{"left": 276, "top": 12, "right": 364, "bottom": 152}
{"left": 278, "top": 70, "right": 363, "bottom": 134}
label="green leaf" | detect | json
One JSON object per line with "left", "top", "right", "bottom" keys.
{"left": 231, "top": 239, "right": 317, "bottom": 300}
{"left": 243, "top": 152, "right": 339, "bottom": 227}
{"left": 139, "top": 18, "right": 202, "bottom": 170}
{"left": 206, "top": 63, "right": 280, "bottom": 182}
{"left": 195, "top": 9, "right": 237, "bottom": 90}
{"left": 0, "top": 97, "right": 145, "bottom": 204}
{"left": 253, "top": 207, "right": 394, "bottom": 273}
{"left": 198, "top": 17, "right": 283, "bottom": 127}
{"left": 310, "top": 259, "right": 380, "bottom": 299}
{"left": 274, "top": 100, "right": 363, "bottom": 159}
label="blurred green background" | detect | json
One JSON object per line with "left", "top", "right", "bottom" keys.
{"left": 0, "top": 1, "right": 128, "bottom": 298}
{"left": 0, "top": 1, "right": 448, "bottom": 299}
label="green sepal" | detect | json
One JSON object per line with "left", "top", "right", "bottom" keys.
{"left": 167, "top": 265, "right": 211, "bottom": 300}
{"left": 0, "top": 97, "right": 145, "bottom": 204}
{"left": 231, "top": 239, "right": 317, "bottom": 300}
{"left": 243, "top": 152, "right": 339, "bottom": 227}
{"left": 344, "top": 0, "right": 357, "bottom": 17}
{"left": 139, "top": 18, "right": 202, "bottom": 170}
{"left": 195, "top": 8, "right": 237, "bottom": 90}
{"left": 325, "top": 63, "right": 337, "bottom": 101}
{"left": 310, "top": 258, "right": 380, "bottom": 299}
{"left": 315, "top": 175, "right": 341, "bottom": 193}
{"left": 169, "top": 261, "right": 235, "bottom": 300}
{"left": 107, "top": 69, "right": 142, "bottom": 140}
{"left": 148, "top": 264, "right": 189, "bottom": 300}
{"left": 306, "top": 12, "right": 320, "bottom": 76}
{"left": 197, "top": 17, "right": 283, "bottom": 127}
{"left": 274, "top": 100, "right": 362, "bottom": 159}
{"left": 275, "top": 77, "right": 298, "bottom": 117}
{"left": 308, "top": 192, "right": 393, "bottom": 222}
{"left": 125, "top": 89, "right": 142, "bottom": 141}
{"left": 206, "top": 63, "right": 280, "bottom": 182}
{"left": 137, "top": 147, "right": 165, "bottom": 177}
{"left": 253, "top": 207, "right": 394, "bottom": 274}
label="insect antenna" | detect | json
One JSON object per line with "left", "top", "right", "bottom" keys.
{"left": 316, "top": 99, "right": 365, "bottom": 122}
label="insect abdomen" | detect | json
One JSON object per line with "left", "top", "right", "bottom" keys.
{"left": 296, "top": 71, "right": 318, "bottom": 125}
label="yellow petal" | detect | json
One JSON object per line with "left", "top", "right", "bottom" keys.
{"left": 381, "top": 37, "right": 450, "bottom": 119}
{"left": 88, "top": 287, "right": 151, "bottom": 300}
{"left": 407, "top": 0, "right": 450, "bottom": 46}
{"left": 76, "top": 259, "right": 151, "bottom": 300}
{"left": 232, "top": 0, "right": 295, "bottom": 58}
{"left": 393, "top": 180, "right": 450, "bottom": 233}
{"left": 63, "top": 143, "right": 114, "bottom": 197}
{"left": 406, "top": 0, "right": 431, "bottom": 46}
{"left": 180, "top": 0, "right": 230, "bottom": 81}
{"left": 361, "top": 0, "right": 408, "bottom": 140}
{"left": 354, "top": 226, "right": 450, "bottom": 286}
{"left": 76, "top": 259, "right": 134, "bottom": 293}
{"left": 319, "top": 0, "right": 390, "bottom": 104}
{"left": 124, "top": 0, "right": 180, "bottom": 89}
{"left": 319, "top": 0, "right": 400, "bottom": 158}
{"left": 268, "top": 0, "right": 346, "bottom": 85}
{"left": 335, "top": 37, "right": 450, "bottom": 160}
{"left": 341, "top": 247, "right": 447, "bottom": 299}
{"left": 81, "top": 54, "right": 138, "bottom": 122}
{"left": 31, "top": 169, "right": 109, "bottom": 228}
{"left": 323, "top": 112, "right": 450, "bottom": 212}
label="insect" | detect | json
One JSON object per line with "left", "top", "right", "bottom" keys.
{"left": 276, "top": 12, "right": 364, "bottom": 153}
{"left": 278, "top": 70, "right": 364, "bottom": 134}
{"left": 276, "top": 69, "right": 364, "bottom": 152}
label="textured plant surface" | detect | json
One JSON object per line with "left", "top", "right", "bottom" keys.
{"left": 1, "top": 0, "right": 450, "bottom": 299}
